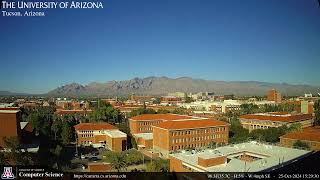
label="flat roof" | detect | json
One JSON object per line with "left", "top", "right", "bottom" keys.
{"left": 0, "top": 110, "right": 20, "bottom": 114}
{"left": 170, "top": 141, "right": 310, "bottom": 172}
{"left": 105, "top": 130, "right": 127, "bottom": 138}
{"left": 133, "top": 133, "right": 153, "bottom": 140}
{"left": 74, "top": 123, "right": 118, "bottom": 131}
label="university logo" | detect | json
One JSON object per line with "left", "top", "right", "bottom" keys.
{"left": 1, "top": 167, "right": 15, "bottom": 179}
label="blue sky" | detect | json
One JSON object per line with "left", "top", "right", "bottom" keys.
{"left": 1, "top": 0, "right": 320, "bottom": 93}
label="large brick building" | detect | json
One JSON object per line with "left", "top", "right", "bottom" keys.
{"left": 240, "top": 112, "right": 314, "bottom": 132}
{"left": 0, "top": 110, "right": 22, "bottom": 148}
{"left": 153, "top": 119, "right": 229, "bottom": 158}
{"left": 74, "top": 123, "right": 127, "bottom": 152}
{"left": 267, "top": 89, "right": 282, "bottom": 103}
{"left": 129, "top": 114, "right": 195, "bottom": 134}
{"left": 280, "top": 126, "right": 320, "bottom": 151}
{"left": 129, "top": 114, "right": 229, "bottom": 158}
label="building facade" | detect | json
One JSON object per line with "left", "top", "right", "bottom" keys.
{"left": 267, "top": 89, "right": 282, "bottom": 103}
{"left": 152, "top": 119, "right": 229, "bottom": 158}
{"left": 240, "top": 112, "right": 314, "bottom": 132}
{"left": 74, "top": 123, "right": 127, "bottom": 152}
{"left": 0, "top": 110, "right": 22, "bottom": 148}
{"left": 280, "top": 126, "right": 320, "bottom": 151}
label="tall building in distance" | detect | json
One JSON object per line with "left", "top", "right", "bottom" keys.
{"left": 267, "top": 89, "right": 282, "bottom": 103}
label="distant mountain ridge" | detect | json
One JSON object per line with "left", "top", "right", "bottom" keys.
{"left": 47, "top": 76, "right": 320, "bottom": 97}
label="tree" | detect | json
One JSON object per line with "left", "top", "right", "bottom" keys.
{"left": 2, "top": 137, "right": 34, "bottom": 165}
{"left": 314, "top": 100, "right": 320, "bottom": 125}
{"left": 293, "top": 140, "right": 310, "bottom": 150}
{"left": 288, "top": 123, "right": 302, "bottom": 133}
{"left": 130, "top": 108, "right": 156, "bottom": 117}
{"left": 61, "top": 123, "right": 73, "bottom": 145}
{"left": 123, "top": 149, "right": 143, "bottom": 165}
{"left": 51, "top": 115, "right": 62, "bottom": 141}
{"left": 240, "top": 103, "right": 259, "bottom": 115}
{"left": 110, "top": 153, "right": 127, "bottom": 172}
{"left": 185, "top": 96, "right": 194, "bottom": 103}
{"left": 50, "top": 145, "right": 63, "bottom": 169}
{"left": 172, "top": 107, "right": 188, "bottom": 115}
{"left": 146, "top": 158, "right": 169, "bottom": 172}
{"left": 152, "top": 97, "right": 161, "bottom": 104}
{"left": 157, "top": 108, "right": 170, "bottom": 114}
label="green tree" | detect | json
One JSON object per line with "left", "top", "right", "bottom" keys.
{"left": 51, "top": 115, "right": 62, "bottom": 141}
{"left": 110, "top": 153, "right": 127, "bottom": 172}
{"left": 185, "top": 96, "right": 194, "bottom": 103}
{"left": 152, "top": 97, "right": 161, "bottom": 104}
{"left": 146, "top": 158, "right": 169, "bottom": 172}
{"left": 314, "top": 100, "right": 320, "bottom": 125}
{"left": 172, "top": 107, "right": 188, "bottom": 115}
{"left": 157, "top": 108, "right": 170, "bottom": 114}
{"left": 130, "top": 108, "right": 156, "bottom": 117}
{"left": 293, "top": 140, "right": 310, "bottom": 150}
{"left": 2, "top": 137, "right": 34, "bottom": 165}
{"left": 61, "top": 123, "right": 73, "bottom": 145}
{"left": 240, "top": 103, "right": 259, "bottom": 115}
{"left": 123, "top": 149, "right": 143, "bottom": 165}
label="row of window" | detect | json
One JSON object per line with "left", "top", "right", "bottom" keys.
{"left": 171, "top": 134, "right": 224, "bottom": 143}
{"left": 81, "top": 134, "right": 94, "bottom": 138}
{"left": 138, "top": 121, "right": 161, "bottom": 126}
{"left": 80, "top": 141, "right": 92, "bottom": 144}
{"left": 80, "top": 130, "right": 94, "bottom": 133}
{"left": 139, "top": 127, "right": 152, "bottom": 132}
{"left": 171, "top": 142, "right": 211, "bottom": 150}
{"left": 171, "top": 127, "right": 226, "bottom": 136}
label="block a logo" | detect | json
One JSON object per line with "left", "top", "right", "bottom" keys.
{"left": 1, "top": 167, "right": 15, "bottom": 179}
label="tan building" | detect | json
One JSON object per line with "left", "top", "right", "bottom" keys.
{"left": 153, "top": 119, "right": 229, "bottom": 158}
{"left": 280, "top": 126, "right": 320, "bottom": 151}
{"left": 129, "top": 114, "right": 194, "bottom": 134}
{"left": 74, "top": 123, "right": 127, "bottom": 152}
{"left": 0, "top": 110, "right": 22, "bottom": 148}
{"left": 267, "top": 89, "right": 282, "bottom": 103}
{"left": 129, "top": 114, "right": 229, "bottom": 158}
{"left": 240, "top": 112, "right": 314, "bottom": 132}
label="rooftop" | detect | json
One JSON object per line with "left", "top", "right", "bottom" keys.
{"left": 240, "top": 113, "right": 313, "bottom": 123}
{"left": 280, "top": 126, "right": 320, "bottom": 142}
{"left": 105, "top": 130, "right": 127, "bottom": 138}
{"left": 170, "top": 141, "right": 311, "bottom": 172}
{"left": 0, "top": 110, "right": 20, "bottom": 114}
{"left": 74, "top": 123, "right": 118, "bottom": 131}
{"left": 153, "top": 119, "right": 228, "bottom": 130}
{"left": 130, "top": 114, "right": 195, "bottom": 121}
{"left": 133, "top": 133, "right": 153, "bottom": 140}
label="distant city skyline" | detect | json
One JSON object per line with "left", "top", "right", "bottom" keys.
{"left": 1, "top": 0, "right": 320, "bottom": 93}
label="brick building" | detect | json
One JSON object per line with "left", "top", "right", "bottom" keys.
{"left": 280, "top": 126, "right": 320, "bottom": 151}
{"left": 160, "top": 96, "right": 183, "bottom": 105}
{"left": 267, "top": 89, "right": 282, "bottom": 103}
{"left": 153, "top": 119, "right": 229, "bottom": 158}
{"left": 129, "top": 114, "right": 195, "bottom": 134}
{"left": 240, "top": 112, "right": 314, "bottom": 132}
{"left": 129, "top": 114, "right": 229, "bottom": 158}
{"left": 74, "top": 123, "right": 127, "bottom": 152}
{"left": 0, "top": 110, "right": 22, "bottom": 148}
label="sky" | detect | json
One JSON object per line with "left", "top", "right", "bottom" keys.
{"left": 1, "top": 0, "right": 320, "bottom": 94}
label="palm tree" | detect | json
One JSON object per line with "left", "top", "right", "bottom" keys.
{"left": 110, "top": 154, "right": 127, "bottom": 172}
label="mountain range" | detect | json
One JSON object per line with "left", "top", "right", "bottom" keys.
{"left": 45, "top": 76, "right": 320, "bottom": 97}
